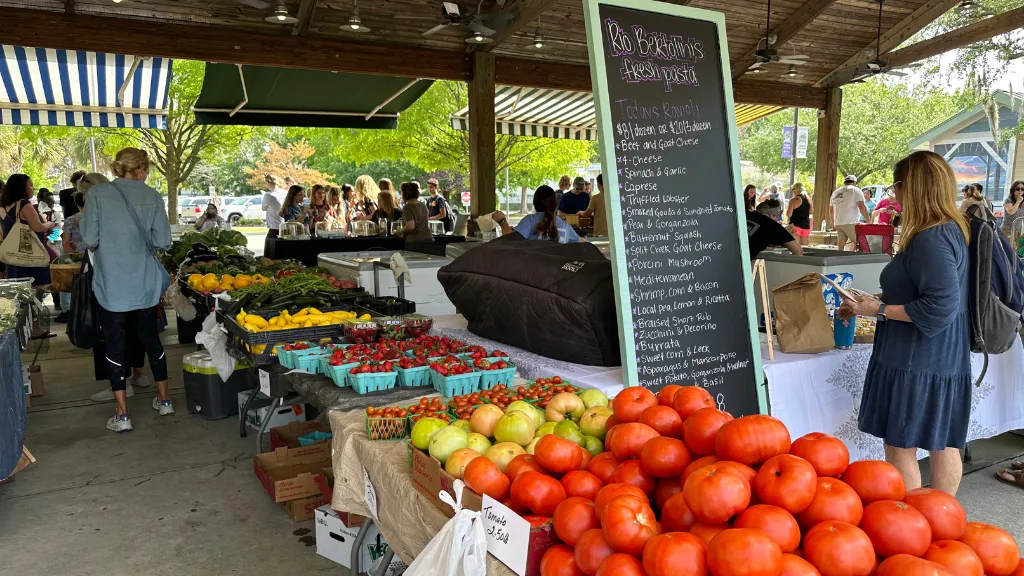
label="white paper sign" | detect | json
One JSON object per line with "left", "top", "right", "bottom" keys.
{"left": 363, "top": 467, "right": 379, "bottom": 521}
{"left": 258, "top": 369, "right": 270, "bottom": 397}
{"left": 481, "top": 495, "right": 530, "bottom": 575}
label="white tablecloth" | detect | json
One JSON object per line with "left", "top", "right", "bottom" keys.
{"left": 764, "top": 338, "right": 1024, "bottom": 462}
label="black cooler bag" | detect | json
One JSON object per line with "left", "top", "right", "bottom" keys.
{"left": 437, "top": 234, "right": 620, "bottom": 366}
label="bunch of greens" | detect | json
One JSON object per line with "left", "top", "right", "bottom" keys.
{"left": 162, "top": 228, "right": 249, "bottom": 274}
{"left": 0, "top": 297, "right": 19, "bottom": 334}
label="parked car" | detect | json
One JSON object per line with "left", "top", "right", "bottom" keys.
{"left": 179, "top": 196, "right": 212, "bottom": 224}
{"left": 220, "top": 195, "right": 263, "bottom": 224}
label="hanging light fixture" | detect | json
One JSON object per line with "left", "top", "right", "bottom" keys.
{"left": 342, "top": 0, "right": 371, "bottom": 33}
{"left": 957, "top": 0, "right": 979, "bottom": 11}
{"left": 749, "top": 66, "right": 763, "bottom": 74}
{"left": 530, "top": 28, "right": 544, "bottom": 49}
{"left": 466, "top": 32, "right": 493, "bottom": 44}
{"left": 782, "top": 65, "right": 799, "bottom": 78}
{"left": 265, "top": 4, "right": 299, "bottom": 24}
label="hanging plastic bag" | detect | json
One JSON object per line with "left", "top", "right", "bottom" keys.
{"left": 194, "top": 313, "right": 235, "bottom": 382}
{"left": 404, "top": 480, "right": 487, "bottom": 576}
{"left": 167, "top": 283, "right": 197, "bottom": 322}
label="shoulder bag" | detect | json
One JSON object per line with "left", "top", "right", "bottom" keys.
{"left": 109, "top": 181, "right": 171, "bottom": 295}
{"left": 66, "top": 250, "right": 97, "bottom": 349}
{"left": 0, "top": 200, "right": 51, "bottom": 267}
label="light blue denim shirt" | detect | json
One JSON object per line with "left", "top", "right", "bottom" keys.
{"left": 81, "top": 178, "right": 171, "bottom": 312}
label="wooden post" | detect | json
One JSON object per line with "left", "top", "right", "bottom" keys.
{"left": 469, "top": 52, "right": 496, "bottom": 218}
{"left": 813, "top": 87, "right": 842, "bottom": 231}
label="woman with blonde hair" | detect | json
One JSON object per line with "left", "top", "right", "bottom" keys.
{"left": 81, "top": 147, "right": 173, "bottom": 432}
{"left": 351, "top": 175, "right": 379, "bottom": 221}
{"left": 785, "top": 182, "right": 812, "bottom": 246}
{"left": 838, "top": 150, "right": 971, "bottom": 495}
{"left": 371, "top": 187, "right": 403, "bottom": 228}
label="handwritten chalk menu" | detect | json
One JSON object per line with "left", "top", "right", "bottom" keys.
{"left": 583, "top": 0, "right": 764, "bottom": 416}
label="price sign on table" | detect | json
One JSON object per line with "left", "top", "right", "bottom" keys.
{"left": 481, "top": 495, "right": 530, "bottom": 575}
{"left": 258, "top": 369, "right": 270, "bottom": 397}
{"left": 583, "top": 0, "right": 765, "bottom": 416}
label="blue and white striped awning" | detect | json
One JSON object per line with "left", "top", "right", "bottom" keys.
{"left": 0, "top": 45, "right": 172, "bottom": 128}
{"left": 451, "top": 86, "right": 598, "bottom": 141}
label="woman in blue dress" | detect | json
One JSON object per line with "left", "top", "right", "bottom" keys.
{"left": 838, "top": 150, "right": 971, "bottom": 496}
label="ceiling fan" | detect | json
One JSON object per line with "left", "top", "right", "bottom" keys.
{"left": 747, "top": 0, "right": 810, "bottom": 74}
{"left": 236, "top": 0, "right": 271, "bottom": 9}
{"left": 420, "top": 1, "right": 513, "bottom": 41}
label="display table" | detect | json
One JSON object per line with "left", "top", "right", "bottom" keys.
{"left": 266, "top": 236, "right": 467, "bottom": 266}
{"left": 0, "top": 330, "right": 26, "bottom": 479}
{"left": 328, "top": 409, "right": 515, "bottom": 575}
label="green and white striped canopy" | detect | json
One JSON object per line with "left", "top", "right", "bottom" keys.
{"left": 451, "top": 86, "right": 597, "bottom": 141}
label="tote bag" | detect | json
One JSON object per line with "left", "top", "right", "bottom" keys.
{"left": 67, "top": 251, "right": 97, "bottom": 349}
{"left": 0, "top": 201, "right": 51, "bottom": 267}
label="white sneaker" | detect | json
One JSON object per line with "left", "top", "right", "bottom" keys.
{"left": 106, "top": 412, "right": 133, "bottom": 433}
{"left": 152, "top": 397, "right": 175, "bottom": 416}
{"left": 90, "top": 384, "right": 134, "bottom": 403}
{"left": 131, "top": 374, "right": 154, "bottom": 388}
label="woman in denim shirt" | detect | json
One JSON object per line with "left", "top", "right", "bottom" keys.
{"left": 81, "top": 148, "right": 173, "bottom": 433}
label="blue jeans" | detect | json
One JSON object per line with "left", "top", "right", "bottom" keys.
{"left": 60, "top": 292, "right": 70, "bottom": 311}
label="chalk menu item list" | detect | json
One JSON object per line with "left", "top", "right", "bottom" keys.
{"left": 588, "top": 2, "right": 763, "bottom": 416}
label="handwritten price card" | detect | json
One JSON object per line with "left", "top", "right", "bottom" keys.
{"left": 481, "top": 495, "right": 530, "bottom": 575}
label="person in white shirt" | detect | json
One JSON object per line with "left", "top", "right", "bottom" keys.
{"left": 261, "top": 174, "right": 287, "bottom": 253}
{"left": 830, "top": 175, "right": 869, "bottom": 251}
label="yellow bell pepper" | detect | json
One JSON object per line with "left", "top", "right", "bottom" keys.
{"left": 221, "top": 274, "right": 234, "bottom": 283}
{"left": 201, "top": 273, "right": 220, "bottom": 290}
{"left": 187, "top": 274, "right": 203, "bottom": 288}
{"left": 234, "top": 275, "right": 252, "bottom": 289}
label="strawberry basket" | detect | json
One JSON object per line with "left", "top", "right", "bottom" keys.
{"left": 473, "top": 357, "right": 516, "bottom": 390}
{"left": 429, "top": 356, "right": 481, "bottom": 397}
{"left": 347, "top": 362, "right": 399, "bottom": 394}
{"left": 396, "top": 355, "right": 432, "bottom": 387}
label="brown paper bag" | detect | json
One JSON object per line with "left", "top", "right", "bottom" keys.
{"left": 772, "top": 273, "right": 834, "bottom": 354}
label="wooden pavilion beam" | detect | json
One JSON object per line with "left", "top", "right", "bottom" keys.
{"left": 813, "top": 87, "right": 842, "bottom": 228}
{"left": 816, "top": 0, "right": 962, "bottom": 87}
{"left": 731, "top": 0, "right": 839, "bottom": 80}
{"left": 886, "top": 5, "right": 1024, "bottom": 68}
{"left": 479, "top": 0, "right": 559, "bottom": 52}
{"left": 292, "top": 0, "right": 318, "bottom": 36}
{"left": 63, "top": 0, "right": 75, "bottom": 14}
{"left": 469, "top": 52, "right": 497, "bottom": 217}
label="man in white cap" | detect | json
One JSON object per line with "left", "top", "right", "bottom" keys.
{"left": 829, "top": 175, "right": 869, "bottom": 251}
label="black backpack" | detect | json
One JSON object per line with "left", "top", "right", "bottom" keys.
{"left": 439, "top": 196, "right": 457, "bottom": 233}
{"left": 965, "top": 204, "right": 1024, "bottom": 385}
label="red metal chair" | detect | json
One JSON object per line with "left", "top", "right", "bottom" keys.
{"left": 855, "top": 223, "right": 895, "bottom": 255}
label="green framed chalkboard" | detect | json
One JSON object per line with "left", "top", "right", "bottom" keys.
{"left": 583, "top": 0, "right": 766, "bottom": 416}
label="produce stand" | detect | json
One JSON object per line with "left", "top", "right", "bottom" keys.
{"left": 266, "top": 235, "right": 468, "bottom": 266}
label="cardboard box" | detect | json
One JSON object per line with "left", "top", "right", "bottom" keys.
{"left": 315, "top": 505, "right": 406, "bottom": 576}
{"left": 253, "top": 443, "right": 331, "bottom": 503}
{"left": 237, "top": 390, "right": 306, "bottom": 431}
{"left": 313, "top": 467, "right": 365, "bottom": 527}
{"left": 270, "top": 421, "right": 326, "bottom": 450}
{"left": 281, "top": 493, "right": 330, "bottom": 521}
{"left": 409, "top": 447, "right": 556, "bottom": 575}
{"left": 29, "top": 364, "right": 44, "bottom": 397}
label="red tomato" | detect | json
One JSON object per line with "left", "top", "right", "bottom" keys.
{"left": 578, "top": 445, "right": 591, "bottom": 470}
{"left": 534, "top": 435, "right": 584, "bottom": 474}
{"left": 593, "top": 483, "right": 647, "bottom": 520}
{"left": 511, "top": 471, "right": 566, "bottom": 516}
{"left": 902, "top": 487, "right": 967, "bottom": 541}
{"left": 958, "top": 522, "right": 1020, "bottom": 576}
{"left": 797, "top": 478, "right": 864, "bottom": 530}
{"left": 575, "top": 528, "right": 615, "bottom": 576}
{"left": 1011, "top": 558, "right": 1024, "bottom": 576}
{"left": 609, "top": 459, "right": 656, "bottom": 495}
{"left": 689, "top": 522, "right": 730, "bottom": 546}
{"left": 642, "top": 532, "right": 707, "bottom": 576}
{"left": 671, "top": 386, "right": 714, "bottom": 420}
{"left": 754, "top": 454, "right": 818, "bottom": 515}
{"left": 640, "top": 436, "right": 691, "bottom": 479}
{"left": 601, "top": 495, "right": 661, "bottom": 557}
{"left": 715, "top": 414, "right": 792, "bottom": 466}
{"left": 657, "top": 384, "right": 684, "bottom": 407}
{"left": 715, "top": 460, "right": 757, "bottom": 485}
{"left": 923, "top": 540, "right": 984, "bottom": 576}
{"left": 708, "top": 528, "right": 783, "bottom": 576}
{"left": 682, "top": 463, "right": 751, "bottom": 525}
{"left": 803, "top": 521, "right": 876, "bottom": 576}
{"left": 552, "top": 497, "right": 600, "bottom": 547}
{"left": 653, "top": 477, "right": 683, "bottom": 510}
{"left": 561, "top": 470, "right": 603, "bottom": 502}
{"left": 607, "top": 422, "right": 660, "bottom": 460}
{"left": 876, "top": 555, "right": 954, "bottom": 576}
{"left": 860, "top": 500, "right": 933, "bottom": 557}
{"left": 541, "top": 544, "right": 585, "bottom": 576}
{"left": 780, "top": 553, "right": 821, "bottom": 576}
{"left": 841, "top": 460, "right": 906, "bottom": 504}
{"left": 638, "top": 405, "right": 683, "bottom": 438}
{"left": 660, "top": 492, "right": 697, "bottom": 532}
{"left": 595, "top": 553, "right": 645, "bottom": 576}
{"left": 790, "top": 432, "right": 850, "bottom": 477}
{"left": 682, "top": 407, "right": 733, "bottom": 456}
{"left": 681, "top": 455, "right": 718, "bottom": 480}
{"left": 586, "top": 452, "right": 620, "bottom": 485}
{"left": 506, "top": 454, "right": 547, "bottom": 482}
{"left": 734, "top": 504, "right": 801, "bottom": 553}
{"left": 612, "top": 386, "right": 658, "bottom": 423}
{"left": 463, "top": 457, "right": 510, "bottom": 500}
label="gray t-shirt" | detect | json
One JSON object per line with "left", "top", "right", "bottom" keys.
{"left": 402, "top": 200, "right": 433, "bottom": 243}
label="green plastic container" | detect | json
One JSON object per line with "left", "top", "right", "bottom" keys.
{"left": 396, "top": 365, "right": 431, "bottom": 387}
{"left": 430, "top": 370, "right": 481, "bottom": 397}
{"left": 349, "top": 371, "right": 398, "bottom": 394}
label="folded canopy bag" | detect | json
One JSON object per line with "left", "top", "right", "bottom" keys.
{"left": 437, "top": 234, "right": 621, "bottom": 367}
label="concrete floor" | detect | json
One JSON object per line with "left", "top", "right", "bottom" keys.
{"left": 2, "top": 313, "right": 1023, "bottom": 576}
{"left": 0, "top": 318, "right": 344, "bottom": 576}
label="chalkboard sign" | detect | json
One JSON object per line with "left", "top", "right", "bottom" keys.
{"left": 583, "top": 0, "right": 765, "bottom": 416}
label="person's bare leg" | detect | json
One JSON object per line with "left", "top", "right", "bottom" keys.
{"left": 929, "top": 447, "right": 963, "bottom": 496}
{"left": 885, "top": 444, "right": 922, "bottom": 490}
{"left": 156, "top": 380, "right": 169, "bottom": 403}
{"left": 114, "top": 390, "right": 128, "bottom": 417}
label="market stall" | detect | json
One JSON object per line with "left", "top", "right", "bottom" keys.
{"left": 0, "top": 278, "right": 34, "bottom": 481}
{"left": 266, "top": 235, "right": 468, "bottom": 267}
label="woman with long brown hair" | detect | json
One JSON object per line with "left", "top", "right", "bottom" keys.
{"left": 493, "top": 185, "right": 581, "bottom": 243}
{"left": 838, "top": 150, "right": 971, "bottom": 496}
{"left": 304, "top": 185, "right": 335, "bottom": 236}
{"left": 371, "top": 188, "right": 402, "bottom": 227}
{"left": 1001, "top": 180, "right": 1024, "bottom": 243}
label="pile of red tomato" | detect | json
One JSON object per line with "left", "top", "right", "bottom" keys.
{"left": 462, "top": 384, "right": 1023, "bottom": 576}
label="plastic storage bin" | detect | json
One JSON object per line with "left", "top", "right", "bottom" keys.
{"left": 430, "top": 370, "right": 481, "bottom": 397}
{"left": 183, "top": 352, "right": 253, "bottom": 420}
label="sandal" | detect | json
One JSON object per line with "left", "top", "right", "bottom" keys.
{"left": 995, "top": 468, "right": 1024, "bottom": 489}
{"left": 1010, "top": 461, "right": 1024, "bottom": 471}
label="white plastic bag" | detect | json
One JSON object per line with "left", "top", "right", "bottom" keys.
{"left": 194, "top": 313, "right": 235, "bottom": 382}
{"left": 167, "top": 283, "right": 197, "bottom": 321}
{"left": 405, "top": 480, "right": 487, "bottom": 576}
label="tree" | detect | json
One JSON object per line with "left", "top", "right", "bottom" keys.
{"left": 245, "top": 140, "right": 335, "bottom": 189}
{"left": 0, "top": 125, "right": 106, "bottom": 189}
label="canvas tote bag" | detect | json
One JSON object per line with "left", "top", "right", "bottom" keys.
{"left": 0, "top": 201, "right": 51, "bottom": 267}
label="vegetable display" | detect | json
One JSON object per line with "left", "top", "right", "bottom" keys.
{"left": 223, "top": 271, "right": 361, "bottom": 314}
{"left": 162, "top": 228, "right": 248, "bottom": 273}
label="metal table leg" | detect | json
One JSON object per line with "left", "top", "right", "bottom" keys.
{"left": 239, "top": 385, "right": 258, "bottom": 439}
{"left": 255, "top": 396, "right": 281, "bottom": 454}
{"left": 370, "top": 548, "right": 395, "bottom": 576}
{"left": 351, "top": 517, "right": 374, "bottom": 575}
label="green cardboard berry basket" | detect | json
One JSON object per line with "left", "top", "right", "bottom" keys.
{"left": 430, "top": 369, "right": 481, "bottom": 397}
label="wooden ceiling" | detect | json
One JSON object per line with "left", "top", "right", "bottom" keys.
{"left": 0, "top": 0, "right": 962, "bottom": 98}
